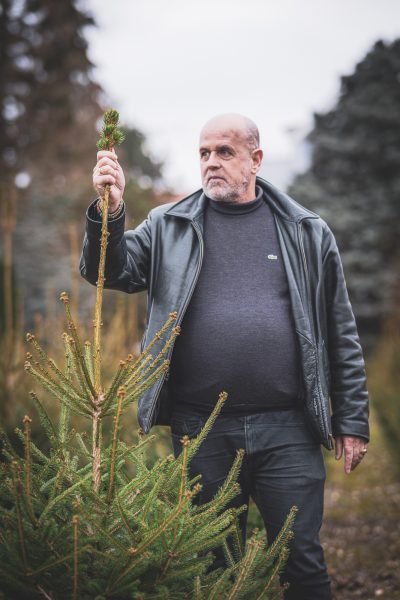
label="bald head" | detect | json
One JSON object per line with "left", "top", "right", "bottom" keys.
{"left": 199, "top": 113, "right": 263, "bottom": 203}
{"left": 200, "top": 113, "right": 260, "bottom": 154}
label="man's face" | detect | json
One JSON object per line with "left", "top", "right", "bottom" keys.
{"left": 199, "top": 125, "right": 256, "bottom": 203}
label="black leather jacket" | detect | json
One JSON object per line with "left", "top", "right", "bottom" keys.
{"left": 80, "top": 176, "right": 369, "bottom": 450}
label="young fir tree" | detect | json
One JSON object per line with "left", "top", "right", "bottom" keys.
{"left": 0, "top": 110, "right": 296, "bottom": 600}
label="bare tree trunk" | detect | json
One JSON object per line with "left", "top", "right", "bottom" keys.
{"left": 128, "top": 294, "right": 139, "bottom": 354}
{"left": 0, "top": 185, "right": 17, "bottom": 425}
{"left": 1, "top": 187, "right": 16, "bottom": 346}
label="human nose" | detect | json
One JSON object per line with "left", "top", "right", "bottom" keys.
{"left": 207, "top": 151, "right": 221, "bottom": 169}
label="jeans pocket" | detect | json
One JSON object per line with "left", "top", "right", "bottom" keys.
{"left": 171, "top": 415, "right": 204, "bottom": 459}
{"left": 170, "top": 415, "right": 204, "bottom": 439}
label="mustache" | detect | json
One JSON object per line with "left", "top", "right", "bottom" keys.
{"left": 206, "top": 175, "right": 226, "bottom": 183}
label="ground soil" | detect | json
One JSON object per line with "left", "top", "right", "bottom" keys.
{"left": 321, "top": 413, "right": 400, "bottom": 600}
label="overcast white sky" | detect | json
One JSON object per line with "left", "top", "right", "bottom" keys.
{"left": 85, "top": 0, "right": 400, "bottom": 193}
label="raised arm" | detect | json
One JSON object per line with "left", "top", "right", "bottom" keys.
{"left": 79, "top": 150, "right": 151, "bottom": 293}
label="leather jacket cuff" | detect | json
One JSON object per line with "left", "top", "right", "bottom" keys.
{"left": 331, "top": 419, "right": 370, "bottom": 442}
{"left": 86, "top": 198, "right": 125, "bottom": 241}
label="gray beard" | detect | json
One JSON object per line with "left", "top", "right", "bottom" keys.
{"left": 204, "top": 175, "right": 251, "bottom": 204}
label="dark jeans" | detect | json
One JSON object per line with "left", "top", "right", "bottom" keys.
{"left": 171, "top": 408, "right": 332, "bottom": 600}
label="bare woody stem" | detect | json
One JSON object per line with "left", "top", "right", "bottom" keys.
{"left": 107, "top": 387, "right": 124, "bottom": 503}
{"left": 93, "top": 183, "right": 110, "bottom": 395}
{"left": 91, "top": 109, "right": 124, "bottom": 491}
{"left": 178, "top": 436, "right": 190, "bottom": 503}
{"left": 93, "top": 108, "right": 124, "bottom": 395}
{"left": 0, "top": 186, "right": 16, "bottom": 355}
{"left": 92, "top": 403, "right": 102, "bottom": 493}
{"left": 91, "top": 188, "right": 109, "bottom": 491}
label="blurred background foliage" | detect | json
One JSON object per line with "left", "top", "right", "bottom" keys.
{"left": 0, "top": 2, "right": 399, "bottom": 596}
{"left": 0, "top": 0, "right": 177, "bottom": 433}
{"left": 289, "top": 39, "right": 400, "bottom": 350}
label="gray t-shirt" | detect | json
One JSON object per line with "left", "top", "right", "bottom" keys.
{"left": 168, "top": 185, "right": 303, "bottom": 415}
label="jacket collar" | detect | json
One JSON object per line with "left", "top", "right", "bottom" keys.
{"left": 164, "top": 176, "right": 319, "bottom": 222}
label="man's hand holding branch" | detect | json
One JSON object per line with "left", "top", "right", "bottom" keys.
{"left": 93, "top": 148, "right": 125, "bottom": 213}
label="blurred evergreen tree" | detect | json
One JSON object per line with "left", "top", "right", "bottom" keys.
{"left": 118, "top": 126, "right": 166, "bottom": 227}
{"left": 121, "top": 127, "right": 163, "bottom": 183}
{"left": 0, "top": 0, "right": 169, "bottom": 207}
{"left": 0, "top": 0, "right": 168, "bottom": 332}
{"left": 0, "top": 0, "right": 30, "bottom": 187}
{"left": 0, "top": 0, "right": 103, "bottom": 197}
{"left": 289, "top": 39, "right": 400, "bottom": 348}
{"left": 0, "top": 0, "right": 104, "bottom": 335}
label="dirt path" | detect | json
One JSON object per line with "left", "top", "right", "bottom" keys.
{"left": 322, "top": 413, "right": 400, "bottom": 599}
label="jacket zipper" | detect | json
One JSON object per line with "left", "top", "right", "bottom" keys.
{"left": 297, "top": 220, "right": 332, "bottom": 445}
{"left": 146, "top": 219, "right": 204, "bottom": 427}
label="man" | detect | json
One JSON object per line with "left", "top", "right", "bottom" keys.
{"left": 80, "top": 113, "right": 369, "bottom": 599}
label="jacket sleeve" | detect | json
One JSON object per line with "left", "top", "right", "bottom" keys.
{"left": 79, "top": 199, "right": 151, "bottom": 293}
{"left": 321, "top": 223, "right": 370, "bottom": 441}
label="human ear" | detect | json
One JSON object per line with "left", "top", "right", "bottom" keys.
{"left": 251, "top": 148, "right": 263, "bottom": 173}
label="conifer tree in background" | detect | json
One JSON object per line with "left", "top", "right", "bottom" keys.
{"left": 0, "top": 0, "right": 172, "bottom": 435}
{"left": 0, "top": 110, "right": 296, "bottom": 599}
{"left": 0, "top": 0, "right": 104, "bottom": 197}
{"left": 288, "top": 39, "right": 400, "bottom": 349}
{"left": 0, "top": 0, "right": 104, "bottom": 428}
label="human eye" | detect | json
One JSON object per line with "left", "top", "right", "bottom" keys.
{"left": 200, "top": 149, "right": 210, "bottom": 160}
{"left": 219, "top": 146, "right": 233, "bottom": 157}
